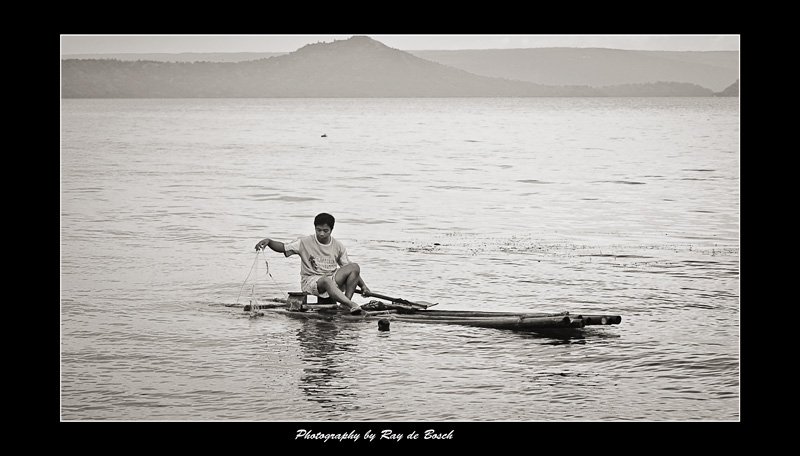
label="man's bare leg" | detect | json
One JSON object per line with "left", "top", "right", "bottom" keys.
{"left": 317, "top": 276, "right": 357, "bottom": 308}
{"left": 336, "top": 263, "right": 362, "bottom": 300}
{"left": 317, "top": 264, "right": 366, "bottom": 314}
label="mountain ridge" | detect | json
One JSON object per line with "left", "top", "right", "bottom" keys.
{"left": 60, "top": 36, "right": 738, "bottom": 98}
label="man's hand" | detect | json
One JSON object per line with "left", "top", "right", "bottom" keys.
{"left": 255, "top": 238, "right": 270, "bottom": 251}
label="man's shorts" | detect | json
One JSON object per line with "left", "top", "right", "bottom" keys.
{"left": 301, "top": 270, "right": 338, "bottom": 298}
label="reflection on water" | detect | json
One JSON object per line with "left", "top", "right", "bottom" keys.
{"left": 295, "top": 320, "right": 358, "bottom": 407}
{"left": 513, "top": 329, "right": 587, "bottom": 345}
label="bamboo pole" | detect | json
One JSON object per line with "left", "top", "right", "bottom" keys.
{"left": 391, "top": 315, "right": 577, "bottom": 328}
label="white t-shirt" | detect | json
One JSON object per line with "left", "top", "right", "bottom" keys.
{"left": 283, "top": 235, "right": 351, "bottom": 290}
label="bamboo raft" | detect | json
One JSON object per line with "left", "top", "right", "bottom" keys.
{"left": 243, "top": 292, "right": 622, "bottom": 332}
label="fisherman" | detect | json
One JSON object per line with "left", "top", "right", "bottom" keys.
{"left": 255, "top": 213, "right": 371, "bottom": 315}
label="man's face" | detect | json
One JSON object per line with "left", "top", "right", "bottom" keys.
{"left": 315, "top": 224, "right": 332, "bottom": 244}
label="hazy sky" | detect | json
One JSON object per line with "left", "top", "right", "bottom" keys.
{"left": 60, "top": 34, "right": 740, "bottom": 54}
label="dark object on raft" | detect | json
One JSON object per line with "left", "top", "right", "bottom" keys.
{"left": 243, "top": 292, "right": 622, "bottom": 331}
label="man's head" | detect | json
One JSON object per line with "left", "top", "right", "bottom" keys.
{"left": 314, "top": 213, "right": 335, "bottom": 244}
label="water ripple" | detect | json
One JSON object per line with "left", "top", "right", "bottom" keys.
{"left": 61, "top": 98, "right": 739, "bottom": 421}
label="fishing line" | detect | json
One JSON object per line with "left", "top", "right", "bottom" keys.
{"left": 236, "top": 250, "right": 288, "bottom": 314}
{"left": 262, "top": 249, "right": 288, "bottom": 299}
{"left": 236, "top": 251, "right": 262, "bottom": 305}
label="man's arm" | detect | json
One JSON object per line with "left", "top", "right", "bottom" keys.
{"left": 255, "top": 238, "right": 285, "bottom": 253}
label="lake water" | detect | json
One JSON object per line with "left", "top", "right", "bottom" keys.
{"left": 60, "top": 97, "right": 739, "bottom": 422}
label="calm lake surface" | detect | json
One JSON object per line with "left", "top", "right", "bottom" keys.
{"left": 60, "top": 97, "right": 739, "bottom": 421}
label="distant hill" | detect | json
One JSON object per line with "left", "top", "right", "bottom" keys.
{"left": 410, "top": 48, "right": 739, "bottom": 93}
{"left": 60, "top": 36, "right": 729, "bottom": 98}
{"left": 717, "top": 79, "right": 739, "bottom": 96}
{"left": 63, "top": 51, "right": 285, "bottom": 63}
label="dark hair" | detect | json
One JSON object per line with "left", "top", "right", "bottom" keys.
{"left": 314, "top": 213, "right": 335, "bottom": 229}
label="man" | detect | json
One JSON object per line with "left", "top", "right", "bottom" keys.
{"left": 255, "top": 213, "right": 371, "bottom": 314}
